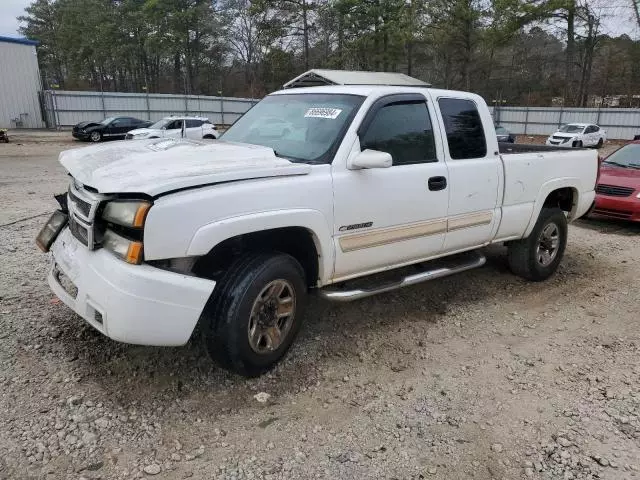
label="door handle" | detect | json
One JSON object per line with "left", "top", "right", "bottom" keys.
{"left": 428, "top": 176, "right": 447, "bottom": 191}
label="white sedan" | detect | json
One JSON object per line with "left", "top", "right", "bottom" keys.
{"left": 546, "top": 123, "right": 606, "bottom": 148}
{"left": 125, "top": 116, "right": 220, "bottom": 141}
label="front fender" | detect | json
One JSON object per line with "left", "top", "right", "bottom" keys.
{"left": 524, "top": 178, "right": 580, "bottom": 237}
{"left": 186, "top": 209, "right": 334, "bottom": 284}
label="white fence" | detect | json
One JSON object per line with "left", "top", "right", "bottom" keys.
{"left": 42, "top": 90, "right": 258, "bottom": 128}
{"left": 490, "top": 106, "right": 640, "bottom": 140}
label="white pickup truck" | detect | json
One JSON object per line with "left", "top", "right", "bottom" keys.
{"left": 37, "top": 74, "right": 598, "bottom": 376}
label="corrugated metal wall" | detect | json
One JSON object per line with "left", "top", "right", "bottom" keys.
{"left": 0, "top": 41, "right": 45, "bottom": 128}
{"left": 39, "top": 90, "right": 640, "bottom": 139}
{"left": 490, "top": 106, "right": 640, "bottom": 140}
{"left": 43, "top": 90, "right": 257, "bottom": 128}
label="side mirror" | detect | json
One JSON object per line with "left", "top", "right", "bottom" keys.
{"left": 349, "top": 149, "right": 393, "bottom": 170}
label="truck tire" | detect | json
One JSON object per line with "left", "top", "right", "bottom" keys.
{"left": 201, "top": 253, "right": 307, "bottom": 377}
{"left": 507, "top": 207, "right": 567, "bottom": 282}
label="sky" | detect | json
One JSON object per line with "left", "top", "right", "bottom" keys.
{"left": 1, "top": 0, "right": 639, "bottom": 39}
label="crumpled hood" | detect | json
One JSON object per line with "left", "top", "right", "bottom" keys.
{"left": 59, "top": 138, "right": 311, "bottom": 196}
{"left": 552, "top": 133, "right": 578, "bottom": 139}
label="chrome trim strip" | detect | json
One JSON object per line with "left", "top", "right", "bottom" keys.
{"left": 447, "top": 211, "right": 493, "bottom": 232}
{"left": 339, "top": 219, "right": 447, "bottom": 253}
{"left": 338, "top": 211, "right": 494, "bottom": 253}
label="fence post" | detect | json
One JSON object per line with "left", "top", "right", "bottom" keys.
{"left": 558, "top": 104, "right": 564, "bottom": 129}
{"left": 524, "top": 107, "right": 529, "bottom": 136}
{"left": 100, "top": 91, "right": 106, "bottom": 118}
{"left": 145, "top": 91, "right": 151, "bottom": 120}
{"left": 184, "top": 93, "right": 189, "bottom": 115}
{"left": 220, "top": 96, "right": 225, "bottom": 126}
{"left": 596, "top": 105, "right": 602, "bottom": 126}
{"left": 52, "top": 90, "right": 60, "bottom": 130}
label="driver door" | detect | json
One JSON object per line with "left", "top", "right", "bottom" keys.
{"left": 331, "top": 94, "right": 449, "bottom": 281}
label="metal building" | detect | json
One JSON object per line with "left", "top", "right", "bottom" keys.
{"left": 0, "top": 36, "right": 45, "bottom": 128}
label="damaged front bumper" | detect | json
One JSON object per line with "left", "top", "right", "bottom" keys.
{"left": 48, "top": 227, "right": 216, "bottom": 346}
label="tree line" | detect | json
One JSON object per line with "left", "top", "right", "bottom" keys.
{"left": 19, "top": 0, "right": 640, "bottom": 107}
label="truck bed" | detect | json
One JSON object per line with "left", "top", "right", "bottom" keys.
{"left": 498, "top": 142, "right": 585, "bottom": 154}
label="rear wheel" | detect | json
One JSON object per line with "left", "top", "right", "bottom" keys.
{"left": 507, "top": 207, "right": 568, "bottom": 281}
{"left": 201, "top": 253, "right": 307, "bottom": 377}
{"left": 89, "top": 131, "right": 102, "bottom": 143}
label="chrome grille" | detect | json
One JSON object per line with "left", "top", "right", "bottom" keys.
{"left": 595, "top": 184, "right": 635, "bottom": 197}
{"left": 69, "top": 215, "right": 89, "bottom": 246}
{"left": 66, "top": 180, "right": 109, "bottom": 249}
{"left": 68, "top": 188, "right": 91, "bottom": 217}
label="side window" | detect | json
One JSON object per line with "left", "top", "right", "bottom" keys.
{"left": 185, "top": 119, "right": 203, "bottom": 128}
{"left": 360, "top": 101, "right": 437, "bottom": 166}
{"left": 438, "top": 98, "right": 487, "bottom": 159}
{"left": 166, "top": 120, "right": 182, "bottom": 130}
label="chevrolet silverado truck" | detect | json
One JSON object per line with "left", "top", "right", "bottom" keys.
{"left": 37, "top": 77, "right": 598, "bottom": 376}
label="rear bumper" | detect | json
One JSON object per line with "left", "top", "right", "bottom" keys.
{"left": 48, "top": 227, "right": 216, "bottom": 346}
{"left": 592, "top": 194, "right": 640, "bottom": 221}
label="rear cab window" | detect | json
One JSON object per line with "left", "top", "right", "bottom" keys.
{"left": 438, "top": 98, "right": 487, "bottom": 159}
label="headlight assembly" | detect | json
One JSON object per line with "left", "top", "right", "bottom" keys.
{"left": 102, "top": 229, "right": 143, "bottom": 264}
{"left": 102, "top": 201, "right": 151, "bottom": 228}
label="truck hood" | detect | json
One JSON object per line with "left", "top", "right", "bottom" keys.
{"left": 59, "top": 138, "right": 311, "bottom": 196}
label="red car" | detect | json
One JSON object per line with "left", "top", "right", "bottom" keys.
{"left": 592, "top": 141, "right": 640, "bottom": 221}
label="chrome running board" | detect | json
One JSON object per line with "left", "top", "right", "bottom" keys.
{"left": 318, "top": 250, "right": 486, "bottom": 302}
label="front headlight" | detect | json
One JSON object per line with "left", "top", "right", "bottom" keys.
{"left": 562, "top": 137, "right": 571, "bottom": 143}
{"left": 103, "top": 229, "right": 143, "bottom": 264}
{"left": 636, "top": 192, "right": 640, "bottom": 199}
{"left": 102, "top": 200, "right": 151, "bottom": 228}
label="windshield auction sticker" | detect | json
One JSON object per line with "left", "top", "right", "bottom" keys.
{"left": 304, "top": 108, "right": 343, "bottom": 119}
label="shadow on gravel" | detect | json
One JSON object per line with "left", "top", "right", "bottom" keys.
{"left": 576, "top": 217, "right": 640, "bottom": 236}
{"left": 44, "top": 242, "right": 613, "bottom": 411}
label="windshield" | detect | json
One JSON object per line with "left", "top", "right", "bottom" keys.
{"left": 101, "top": 117, "right": 116, "bottom": 125}
{"left": 149, "top": 119, "right": 170, "bottom": 129}
{"left": 495, "top": 126, "right": 508, "bottom": 135}
{"left": 559, "top": 124, "right": 585, "bottom": 134}
{"left": 222, "top": 93, "right": 365, "bottom": 163}
{"left": 603, "top": 144, "right": 640, "bottom": 168}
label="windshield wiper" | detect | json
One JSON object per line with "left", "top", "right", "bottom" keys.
{"left": 603, "top": 161, "right": 629, "bottom": 168}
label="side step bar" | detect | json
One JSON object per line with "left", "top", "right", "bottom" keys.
{"left": 318, "top": 251, "right": 486, "bottom": 302}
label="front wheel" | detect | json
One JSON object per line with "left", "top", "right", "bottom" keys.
{"left": 201, "top": 253, "right": 307, "bottom": 377}
{"left": 89, "top": 131, "right": 102, "bottom": 142}
{"left": 507, "top": 207, "right": 568, "bottom": 282}
{"left": 572, "top": 140, "right": 583, "bottom": 148}
{"left": 596, "top": 138, "right": 603, "bottom": 148}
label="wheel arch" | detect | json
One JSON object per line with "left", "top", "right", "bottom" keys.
{"left": 524, "top": 180, "right": 580, "bottom": 237}
{"left": 186, "top": 210, "right": 333, "bottom": 286}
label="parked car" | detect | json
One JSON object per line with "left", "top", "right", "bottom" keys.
{"left": 72, "top": 117, "right": 152, "bottom": 143}
{"left": 495, "top": 125, "right": 515, "bottom": 143}
{"left": 546, "top": 123, "right": 606, "bottom": 148}
{"left": 125, "top": 116, "right": 219, "bottom": 140}
{"left": 591, "top": 141, "right": 640, "bottom": 221}
{"left": 37, "top": 74, "right": 598, "bottom": 376}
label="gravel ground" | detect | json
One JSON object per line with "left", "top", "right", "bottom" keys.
{"left": 1, "top": 133, "right": 640, "bottom": 480}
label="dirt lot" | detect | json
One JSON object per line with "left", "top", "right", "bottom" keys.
{"left": 1, "top": 133, "right": 640, "bottom": 480}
